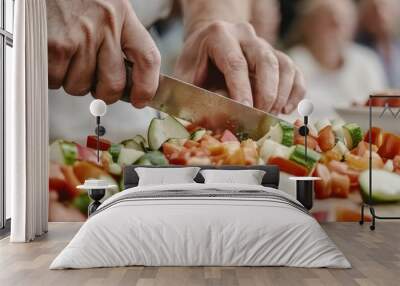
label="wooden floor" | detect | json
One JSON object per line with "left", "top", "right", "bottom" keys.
{"left": 0, "top": 222, "right": 399, "bottom": 286}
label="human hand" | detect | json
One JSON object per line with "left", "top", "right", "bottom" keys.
{"left": 47, "top": 0, "right": 161, "bottom": 108}
{"left": 175, "top": 21, "right": 305, "bottom": 114}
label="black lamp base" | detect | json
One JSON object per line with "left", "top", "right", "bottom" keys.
{"left": 296, "top": 180, "right": 314, "bottom": 210}
{"left": 88, "top": 188, "right": 106, "bottom": 216}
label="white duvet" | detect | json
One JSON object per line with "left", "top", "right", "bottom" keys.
{"left": 50, "top": 183, "right": 351, "bottom": 269}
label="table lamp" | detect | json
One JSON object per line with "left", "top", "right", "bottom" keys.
{"left": 288, "top": 99, "right": 319, "bottom": 210}
{"left": 89, "top": 99, "right": 107, "bottom": 163}
{"left": 297, "top": 99, "right": 314, "bottom": 162}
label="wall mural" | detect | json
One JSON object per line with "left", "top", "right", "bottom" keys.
{"left": 47, "top": 0, "right": 400, "bottom": 223}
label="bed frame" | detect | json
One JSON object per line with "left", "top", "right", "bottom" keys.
{"left": 123, "top": 165, "right": 280, "bottom": 190}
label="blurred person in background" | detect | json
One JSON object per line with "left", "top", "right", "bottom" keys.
{"left": 358, "top": 0, "right": 400, "bottom": 88}
{"left": 286, "top": 0, "right": 387, "bottom": 119}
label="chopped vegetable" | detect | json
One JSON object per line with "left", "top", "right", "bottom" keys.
{"left": 359, "top": 170, "right": 400, "bottom": 203}
{"left": 315, "top": 119, "right": 331, "bottom": 133}
{"left": 117, "top": 147, "right": 144, "bottom": 166}
{"left": 136, "top": 151, "right": 168, "bottom": 166}
{"left": 220, "top": 129, "right": 239, "bottom": 142}
{"left": 191, "top": 129, "right": 206, "bottom": 141}
{"left": 260, "top": 139, "right": 294, "bottom": 162}
{"left": 258, "top": 121, "right": 294, "bottom": 147}
{"left": 294, "top": 134, "right": 319, "bottom": 150}
{"left": 377, "top": 132, "right": 400, "bottom": 159}
{"left": 148, "top": 115, "right": 190, "bottom": 150}
{"left": 49, "top": 140, "right": 78, "bottom": 165}
{"left": 87, "top": 135, "right": 111, "bottom": 151}
{"left": 108, "top": 144, "right": 122, "bottom": 163}
{"left": 331, "top": 171, "right": 350, "bottom": 198}
{"left": 364, "top": 127, "right": 383, "bottom": 148}
{"left": 268, "top": 157, "right": 309, "bottom": 177}
{"left": 317, "top": 126, "right": 335, "bottom": 152}
{"left": 289, "top": 145, "right": 321, "bottom": 170}
{"left": 343, "top": 123, "right": 363, "bottom": 149}
{"left": 313, "top": 164, "right": 332, "bottom": 199}
{"left": 121, "top": 139, "right": 144, "bottom": 151}
{"left": 167, "top": 138, "right": 188, "bottom": 146}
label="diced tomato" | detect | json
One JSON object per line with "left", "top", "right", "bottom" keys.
{"left": 168, "top": 149, "right": 191, "bottom": 165}
{"left": 268, "top": 157, "right": 309, "bottom": 177}
{"left": 183, "top": 140, "right": 200, "bottom": 149}
{"left": 86, "top": 135, "right": 111, "bottom": 151}
{"left": 186, "top": 123, "right": 202, "bottom": 133}
{"left": 50, "top": 165, "right": 80, "bottom": 202}
{"left": 220, "top": 129, "right": 239, "bottom": 142}
{"left": 317, "top": 126, "right": 335, "bottom": 152}
{"left": 364, "top": 127, "right": 383, "bottom": 148}
{"left": 313, "top": 164, "right": 332, "bottom": 199}
{"left": 331, "top": 171, "right": 350, "bottom": 198}
{"left": 294, "top": 135, "right": 319, "bottom": 150}
{"left": 162, "top": 142, "right": 183, "bottom": 159}
{"left": 49, "top": 162, "right": 68, "bottom": 191}
{"left": 378, "top": 133, "right": 400, "bottom": 159}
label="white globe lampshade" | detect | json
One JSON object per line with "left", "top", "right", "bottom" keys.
{"left": 297, "top": 99, "right": 314, "bottom": 117}
{"left": 90, "top": 99, "right": 107, "bottom": 117}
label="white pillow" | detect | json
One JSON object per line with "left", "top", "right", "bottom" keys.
{"left": 200, "top": 169, "right": 266, "bottom": 185}
{"left": 136, "top": 167, "right": 201, "bottom": 186}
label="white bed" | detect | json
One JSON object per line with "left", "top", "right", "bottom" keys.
{"left": 50, "top": 180, "right": 350, "bottom": 269}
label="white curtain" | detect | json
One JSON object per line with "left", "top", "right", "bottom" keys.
{"left": 8, "top": 0, "right": 48, "bottom": 242}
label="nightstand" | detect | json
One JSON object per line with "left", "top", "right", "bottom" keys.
{"left": 289, "top": 177, "right": 321, "bottom": 210}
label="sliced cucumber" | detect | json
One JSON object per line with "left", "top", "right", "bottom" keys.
{"left": 359, "top": 170, "right": 400, "bottom": 203}
{"left": 148, "top": 115, "right": 190, "bottom": 150}
{"left": 191, "top": 129, "right": 206, "bottom": 141}
{"left": 332, "top": 124, "right": 346, "bottom": 144}
{"left": 135, "top": 151, "right": 168, "bottom": 166}
{"left": 289, "top": 145, "right": 321, "bottom": 170}
{"left": 343, "top": 123, "right": 363, "bottom": 149}
{"left": 332, "top": 141, "right": 349, "bottom": 157}
{"left": 121, "top": 139, "right": 143, "bottom": 151}
{"left": 315, "top": 119, "right": 331, "bottom": 133}
{"left": 49, "top": 140, "right": 78, "bottom": 165}
{"left": 174, "top": 117, "right": 192, "bottom": 127}
{"left": 121, "top": 135, "right": 148, "bottom": 151}
{"left": 117, "top": 147, "right": 144, "bottom": 166}
{"left": 108, "top": 162, "right": 122, "bottom": 175}
{"left": 108, "top": 144, "right": 122, "bottom": 163}
{"left": 260, "top": 139, "right": 295, "bottom": 162}
{"left": 167, "top": 138, "right": 188, "bottom": 146}
{"left": 383, "top": 160, "right": 394, "bottom": 172}
{"left": 258, "top": 121, "right": 294, "bottom": 147}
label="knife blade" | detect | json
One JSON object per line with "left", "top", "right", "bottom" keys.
{"left": 121, "top": 60, "right": 288, "bottom": 140}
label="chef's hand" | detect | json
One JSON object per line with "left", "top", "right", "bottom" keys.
{"left": 47, "top": 0, "right": 160, "bottom": 108}
{"left": 175, "top": 21, "right": 305, "bottom": 114}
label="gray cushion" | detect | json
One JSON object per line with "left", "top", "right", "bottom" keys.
{"left": 123, "top": 165, "right": 280, "bottom": 189}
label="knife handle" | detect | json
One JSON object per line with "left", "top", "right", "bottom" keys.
{"left": 120, "top": 59, "right": 134, "bottom": 103}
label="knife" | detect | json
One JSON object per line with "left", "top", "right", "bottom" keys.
{"left": 120, "top": 60, "right": 287, "bottom": 140}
